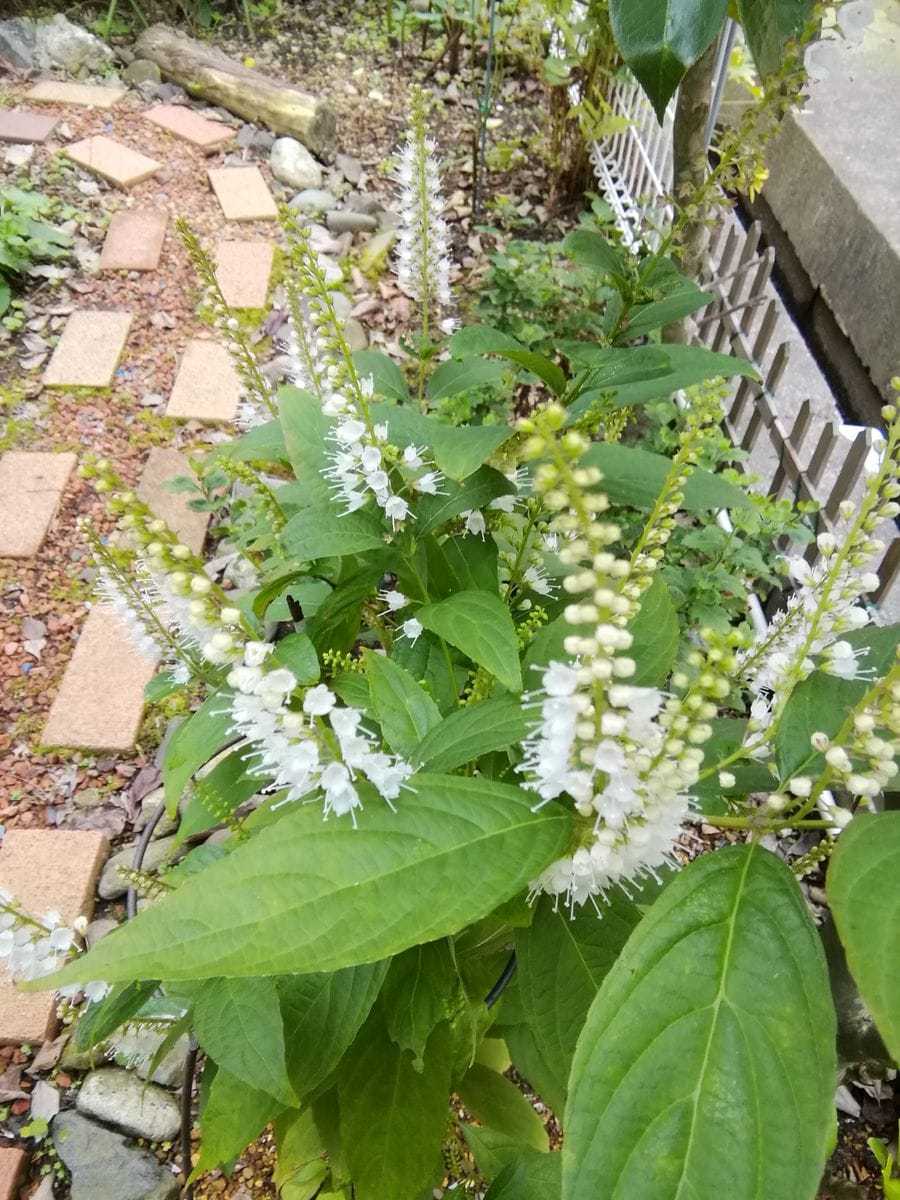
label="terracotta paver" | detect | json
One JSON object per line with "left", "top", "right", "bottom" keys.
{"left": 144, "top": 104, "right": 235, "bottom": 151}
{"left": 0, "top": 109, "right": 59, "bottom": 144}
{"left": 43, "top": 310, "right": 133, "bottom": 388}
{"left": 137, "top": 448, "right": 210, "bottom": 554}
{"left": 0, "top": 1147, "right": 27, "bottom": 1197}
{"left": 0, "top": 451, "right": 76, "bottom": 558}
{"left": 215, "top": 240, "right": 275, "bottom": 308}
{"left": 42, "top": 606, "right": 158, "bottom": 752}
{"left": 99, "top": 209, "right": 168, "bottom": 272}
{"left": 26, "top": 80, "right": 125, "bottom": 108}
{"left": 166, "top": 339, "right": 242, "bottom": 422}
{"left": 0, "top": 830, "right": 108, "bottom": 1045}
{"left": 65, "top": 135, "right": 162, "bottom": 190}
{"left": 208, "top": 166, "right": 278, "bottom": 221}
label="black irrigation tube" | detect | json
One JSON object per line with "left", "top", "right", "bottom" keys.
{"left": 129, "top": 799, "right": 518, "bottom": 1196}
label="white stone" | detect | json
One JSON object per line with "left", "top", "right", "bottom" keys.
{"left": 76, "top": 1070, "right": 181, "bottom": 1142}
{"left": 34, "top": 14, "right": 112, "bottom": 72}
{"left": 269, "top": 136, "right": 323, "bottom": 190}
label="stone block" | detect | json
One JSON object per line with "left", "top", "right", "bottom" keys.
{"left": 144, "top": 103, "right": 234, "bottom": 151}
{"left": 41, "top": 606, "right": 158, "bottom": 752}
{"left": 99, "top": 209, "right": 168, "bottom": 271}
{"left": 0, "top": 1148, "right": 27, "bottom": 1199}
{"left": 0, "top": 109, "right": 59, "bottom": 144}
{"left": 26, "top": 80, "right": 125, "bottom": 108}
{"left": 166, "top": 339, "right": 241, "bottom": 422}
{"left": 43, "top": 310, "right": 133, "bottom": 388}
{"left": 136, "top": 448, "right": 210, "bottom": 553}
{"left": 208, "top": 165, "right": 277, "bottom": 221}
{"left": 0, "top": 830, "right": 108, "bottom": 1045}
{"left": 0, "top": 451, "right": 76, "bottom": 558}
{"left": 65, "top": 135, "right": 162, "bottom": 190}
{"left": 215, "top": 240, "right": 274, "bottom": 308}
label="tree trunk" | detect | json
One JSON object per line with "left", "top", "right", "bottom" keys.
{"left": 665, "top": 38, "right": 719, "bottom": 343}
{"left": 134, "top": 24, "right": 337, "bottom": 160}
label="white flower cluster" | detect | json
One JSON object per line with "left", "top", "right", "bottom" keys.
{"left": 227, "top": 641, "right": 414, "bottom": 823}
{"left": 95, "top": 566, "right": 164, "bottom": 663}
{"left": 394, "top": 88, "right": 454, "bottom": 332}
{"left": 324, "top": 390, "right": 443, "bottom": 525}
{"left": 0, "top": 893, "right": 108, "bottom": 1003}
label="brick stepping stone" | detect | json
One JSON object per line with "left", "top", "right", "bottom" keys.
{"left": 144, "top": 103, "right": 235, "bottom": 151}
{"left": 42, "top": 607, "right": 158, "bottom": 752}
{"left": 166, "top": 339, "right": 242, "bottom": 422}
{"left": 0, "top": 830, "right": 108, "bottom": 1044}
{"left": 26, "top": 80, "right": 125, "bottom": 108}
{"left": 215, "top": 240, "right": 275, "bottom": 308}
{"left": 100, "top": 209, "right": 168, "bottom": 271}
{"left": 43, "top": 310, "right": 133, "bottom": 389}
{"left": 0, "top": 451, "right": 76, "bottom": 558}
{"left": 208, "top": 166, "right": 278, "bottom": 221}
{"left": 0, "top": 1149, "right": 27, "bottom": 1200}
{"left": 0, "top": 109, "right": 59, "bottom": 144}
{"left": 137, "top": 448, "right": 210, "bottom": 553}
{"left": 65, "top": 135, "right": 162, "bottom": 191}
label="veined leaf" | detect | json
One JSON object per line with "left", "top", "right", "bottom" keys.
{"left": 353, "top": 349, "right": 410, "bottom": 402}
{"left": 424, "top": 534, "right": 499, "bottom": 597}
{"left": 175, "top": 749, "right": 266, "bottom": 849}
{"left": 271, "top": 632, "right": 321, "bottom": 685}
{"left": 429, "top": 423, "right": 515, "bottom": 481}
{"left": 414, "top": 696, "right": 528, "bottom": 773}
{"left": 37, "top": 776, "right": 571, "bottom": 985}
{"left": 417, "top": 591, "right": 522, "bottom": 692}
{"left": 365, "top": 652, "right": 441, "bottom": 756}
{"left": 457, "top": 1063, "right": 548, "bottom": 1152}
{"left": 426, "top": 357, "right": 508, "bottom": 401}
{"left": 277, "top": 387, "right": 332, "bottom": 502}
{"left": 828, "top": 812, "right": 900, "bottom": 1062}
{"left": 626, "top": 574, "right": 679, "bottom": 687}
{"left": 616, "top": 282, "right": 713, "bottom": 341}
{"left": 162, "top": 689, "right": 235, "bottom": 816}
{"left": 281, "top": 505, "right": 387, "bottom": 560}
{"left": 486, "top": 1151, "right": 562, "bottom": 1199}
{"left": 416, "top": 466, "right": 515, "bottom": 536}
{"left": 562, "top": 229, "right": 629, "bottom": 281}
{"left": 564, "top": 844, "right": 836, "bottom": 1200}
{"left": 194, "top": 1065, "right": 285, "bottom": 1176}
{"left": 449, "top": 325, "right": 523, "bottom": 356}
{"left": 737, "top": 0, "right": 816, "bottom": 78}
{"left": 382, "top": 941, "right": 455, "bottom": 1063}
{"left": 212, "top": 418, "right": 288, "bottom": 466}
{"left": 583, "top": 440, "right": 752, "bottom": 512}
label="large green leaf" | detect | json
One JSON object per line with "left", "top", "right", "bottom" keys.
{"left": 449, "top": 325, "right": 523, "bottom": 356}
{"left": 278, "top": 961, "right": 389, "bottom": 1098}
{"left": 162, "top": 689, "right": 235, "bottom": 816}
{"left": 195, "top": 1065, "right": 285, "bottom": 1176}
{"left": 426, "top": 357, "right": 508, "bottom": 401}
{"left": 564, "top": 844, "right": 836, "bottom": 1200}
{"left": 515, "top": 892, "right": 641, "bottom": 1085}
{"left": 828, "top": 812, "right": 900, "bottom": 1062}
{"left": 609, "top": 0, "right": 730, "bottom": 119}
{"left": 429, "top": 423, "right": 516, "bottom": 480}
{"left": 457, "top": 1063, "right": 548, "bottom": 1152}
{"left": 271, "top": 632, "right": 320, "bottom": 685}
{"left": 626, "top": 574, "right": 680, "bottom": 687}
{"left": 274, "top": 1110, "right": 329, "bottom": 1200}
{"left": 365, "top": 651, "right": 441, "bottom": 757}
{"left": 424, "top": 534, "right": 499, "bottom": 597}
{"left": 339, "top": 1019, "right": 452, "bottom": 1200}
{"left": 281, "top": 504, "right": 387, "bottom": 560}
{"left": 212, "top": 418, "right": 288, "bottom": 466}
{"left": 352, "top": 349, "right": 410, "bottom": 402}
{"left": 616, "top": 282, "right": 713, "bottom": 341}
{"left": 39, "top": 775, "right": 571, "bottom": 985}
{"left": 381, "top": 941, "right": 455, "bottom": 1064}
{"left": 414, "top": 696, "right": 528, "bottom": 773}
{"left": 562, "top": 229, "right": 629, "bottom": 281}
{"left": 416, "top": 466, "right": 516, "bottom": 536}
{"left": 583, "top": 441, "right": 753, "bottom": 513}
{"left": 416, "top": 591, "right": 523, "bottom": 693}
{"left": 737, "top": 0, "right": 815, "bottom": 77}
{"left": 486, "top": 1151, "right": 562, "bottom": 1199}
{"left": 277, "top": 387, "right": 332, "bottom": 503}
{"left": 193, "top": 976, "right": 297, "bottom": 1106}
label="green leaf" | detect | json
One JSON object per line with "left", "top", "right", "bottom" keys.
{"left": 271, "top": 632, "right": 320, "bottom": 685}
{"left": 306, "top": 567, "right": 382, "bottom": 656}
{"left": 463, "top": 1125, "right": 535, "bottom": 1183}
{"left": 278, "top": 961, "right": 389, "bottom": 1098}
{"left": 352, "top": 349, "right": 410, "bottom": 402}
{"left": 274, "top": 1109, "right": 329, "bottom": 1200}
{"left": 608, "top": 0, "right": 729, "bottom": 119}
{"left": 40, "top": 775, "right": 571, "bottom": 985}
{"left": 73, "top": 981, "right": 159, "bottom": 1052}
{"left": 339, "top": 1019, "right": 452, "bottom": 1200}
{"left": 381, "top": 941, "right": 455, "bottom": 1064}
{"left": 365, "top": 652, "right": 442, "bottom": 756}
{"left": 457, "top": 1063, "right": 549, "bottom": 1153}
{"left": 582, "top": 441, "right": 753, "bottom": 512}
{"left": 426, "top": 358, "right": 508, "bottom": 402}
{"left": 0, "top": 280, "right": 10, "bottom": 317}
{"left": 564, "top": 844, "right": 836, "bottom": 1200}
{"left": 144, "top": 672, "right": 185, "bottom": 703}
{"left": 416, "top": 467, "right": 516, "bottom": 536}
{"left": 175, "top": 749, "right": 266, "bottom": 848}
{"left": 429, "top": 423, "right": 515, "bottom": 481}
{"left": 618, "top": 283, "right": 713, "bottom": 341}
{"left": 515, "top": 892, "right": 641, "bottom": 1086}
{"left": 281, "top": 505, "right": 387, "bottom": 560}
{"left": 774, "top": 670, "right": 869, "bottom": 780}
{"left": 195, "top": 1065, "right": 285, "bottom": 1176}
{"left": 486, "top": 1151, "right": 562, "bottom": 1200}
{"left": 277, "top": 387, "right": 332, "bottom": 503}
{"left": 162, "top": 689, "right": 235, "bottom": 817}
{"left": 449, "top": 325, "right": 523, "bottom": 356}
{"left": 417, "top": 591, "right": 522, "bottom": 692}
{"left": 493, "top": 348, "right": 567, "bottom": 396}
{"left": 562, "top": 229, "right": 628, "bottom": 281}
{"left": 206, "top": 418, "right": 288, "bottom": 466}
{"left": 193, "top": 976, "right": 297, "bottom": 1106}
{"left": 737, "top": 0, "right": 815, "bottom": 78}
{"left": 414, "top": 696, "right": 528, "bottom": 773}
{"left": 424, "top": 534, "right": 499, "bottom": 597}
{"left": 828, "top": 812, "right": 900, "bottom": 1062}
{"left": 626, "top": 574, "right": 679, "bottom": 687}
